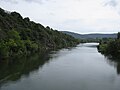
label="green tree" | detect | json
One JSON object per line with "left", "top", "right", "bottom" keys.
{"left": 117, "top": 32, "right": 120, "bottom": 39}
{"left": 7, "top": 29, "right": 21, "bottom": 40}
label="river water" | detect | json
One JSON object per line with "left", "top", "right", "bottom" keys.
{"left": 0, "top": 43, "right": 120, "bottom": 90}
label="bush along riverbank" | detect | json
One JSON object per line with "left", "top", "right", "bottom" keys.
{"left": 0, "top": 8, "right": 80, "bottom": 60}
{"left": 97, "top": 32, "right": 120, "bottom": 60}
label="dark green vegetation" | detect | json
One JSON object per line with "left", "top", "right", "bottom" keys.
{"left": 0, "top": 8, "right": 79, "bottom": 60}
{"left": 98, "top": 32, "right": 120, "bottom": 60}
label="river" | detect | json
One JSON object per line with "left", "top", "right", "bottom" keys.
{"left": 0, "top": 43, "right": 120, "bottom": 90}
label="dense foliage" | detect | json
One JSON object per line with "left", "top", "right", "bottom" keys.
{"left": 0, "top": 8, "right": 79, "bottom": 60}
{"left": 80, "top": 38, "right": 100, "bottom": 43}
{"left": 98, "top": 32, "right": 120, "bottom": 59}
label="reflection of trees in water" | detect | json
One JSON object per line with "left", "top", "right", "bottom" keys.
{"left": 0, "top": 51, "right": 51, "bottom": 87}
{"left": 117, "top": 63, "right": 120, "bottom": 74}
{"left": 0, "top": 47, "right": 75, "bottom": 88}
{"left": 105, "top": 55, "right": 120, "bottom": 75}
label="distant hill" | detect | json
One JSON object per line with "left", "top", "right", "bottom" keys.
{"left": 61, "top": 31, "right": 117, "bottom": 39}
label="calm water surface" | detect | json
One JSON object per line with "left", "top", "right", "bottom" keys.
{"left": 0, "top": 43, "right": 120, "bottom": 90}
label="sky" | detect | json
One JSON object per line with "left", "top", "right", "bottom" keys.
{"left": 0, "top": 0, "right": 120, "bottom": 34}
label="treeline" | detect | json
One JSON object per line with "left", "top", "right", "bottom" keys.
{"left": 98, "top": 32, "right": 120, "bottom": 59}
{"left": 0, "top": 8, "right": 80, "bottom": 60}
{"left": 80, "top": 38, "right": 101, "bottom": 43}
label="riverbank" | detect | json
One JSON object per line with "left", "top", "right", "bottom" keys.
{"left": 97, "top": 32, "right": 120, "bottom": 61}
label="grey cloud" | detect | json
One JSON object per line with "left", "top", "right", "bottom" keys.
{"left": 104, "top": 0, "right": 120, "bottom": 15}
{"left": 104, "top": 0, "right": 118, "bottom": 7}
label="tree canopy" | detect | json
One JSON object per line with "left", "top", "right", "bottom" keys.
{"left": 0, "top": 7, "right": 80, "bottom": 60}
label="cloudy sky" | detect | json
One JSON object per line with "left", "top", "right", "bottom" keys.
{"left": 0, "top": 0, "right": 120, "bottom": 34}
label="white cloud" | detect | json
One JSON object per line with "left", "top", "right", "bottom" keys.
{"left": 0, "top": 0, "right": 120, "bottom": 33}
{"left": 1, "top": 0, "right": 18, "bottom": 4}
{"left": 1, "top": 0, "right": 46, "bottom": 3}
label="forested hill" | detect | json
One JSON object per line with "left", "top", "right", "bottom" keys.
{"left": 62, "top": 31, "right": 117, "bottom": 39}
{"left": 0, "top": 8, "right": 79, "bottom": 59}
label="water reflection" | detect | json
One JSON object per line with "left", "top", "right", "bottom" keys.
{"left": 105, "top": 55, "right": 120, "bottom": 75}
{"left": 79, "top": 43, "right": 99, "bottom": 48}
{"left": 0, "top": 51, "right": 51, "bottom": 87}
{"left": 0, "top": 47, "right": 75, "bottom": 88}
